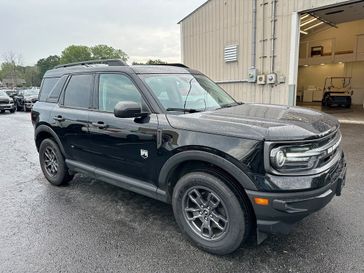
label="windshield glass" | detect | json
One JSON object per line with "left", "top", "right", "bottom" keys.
{"left": 24, "top": 89, "right": 39, "bottom": 96}
{"left": 0, "top": 90, "right": 8, "bottom": 97}
{"left": 142, "top": 74, "right": 237, "bottom": 112}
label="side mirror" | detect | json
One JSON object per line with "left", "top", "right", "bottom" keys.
{"left": 114, "top": 101, "right": 148, "bottom": 118}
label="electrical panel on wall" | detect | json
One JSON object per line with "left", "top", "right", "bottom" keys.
{"left": 248, "top": 67, "right": 257, "bottom": 83}
{"left": 267, "top": 73, "right": 277, "bottom": 84}
{"left": 257, "top": 74, "right": 266, "bottom": 85}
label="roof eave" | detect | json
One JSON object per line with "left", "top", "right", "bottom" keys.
{"left": 177, "top": 0, "right": 209, "bottom": 24}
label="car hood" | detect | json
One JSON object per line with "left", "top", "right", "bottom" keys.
{"left": 0, "top": 95, "right": 10, "bottom": 101}
{"left": 166, "top": 103, "right": 339, "bottom": 141}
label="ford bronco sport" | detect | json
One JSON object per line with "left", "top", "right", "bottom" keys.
{"left": 31, "top": 59, "right": 347, "bottom": 255}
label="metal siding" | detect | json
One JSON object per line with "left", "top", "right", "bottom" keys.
{"left": 181, "top": 0, "right": 353, "bottom": 105}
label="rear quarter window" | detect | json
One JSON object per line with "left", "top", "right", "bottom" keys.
{"left": 46, "top": 75, "right": 68, "bottom": 103}
{"left": 38, "top": 77, "right": 60, "bottom": 102}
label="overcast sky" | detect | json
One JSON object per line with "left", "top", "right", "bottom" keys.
{"left": 0, "top": 0, "right": 206, "bottom": 65}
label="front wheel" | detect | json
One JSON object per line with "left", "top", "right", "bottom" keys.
{"left": 172, "top": 172, "right": 252, "bottom": 255}
{"left": 39, "top": 138, "right": 73, "bottom": 186}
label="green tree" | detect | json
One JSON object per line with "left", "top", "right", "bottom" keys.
{"left": 90, "top": 44, "right": 128, "bottom": 61}
{"left": 0, "top": 62, "right": 25, "bottom": 86}
{"left": 24, "top": 66, "right": 41, "bottom": 87}
{"left": 60, "top": 45, "right": 92, "bottom": 64}
{"left": 37, "top": 55, "right": 60, "bottom": 78}
{"left": 132, "top": 59, "right": 167, "bottom": 65}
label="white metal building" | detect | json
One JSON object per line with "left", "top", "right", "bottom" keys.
{"left": 179, "top": 0, "right": 364, "bottom": 107}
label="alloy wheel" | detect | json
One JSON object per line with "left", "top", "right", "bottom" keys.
{"left": 182, "top": 186, "right": 229, "bottom": 240}
{"left": 44, "top": 146, "right": 58, "bottom": 177}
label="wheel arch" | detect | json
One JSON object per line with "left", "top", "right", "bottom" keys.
{"left": 35, "top": 125, "right": 66, "bottom": 156}
{"left": 158, "top": 150, "right": 258, "bottom": 203}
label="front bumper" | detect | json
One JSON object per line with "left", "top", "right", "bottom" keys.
{"left": 24, "top": 102, "right": 35, "bottom": 109}
{"left": 0, "top": 104, "right": 15, "bottom": 110}
{"left": 246, "top": 155, "right": 346, "bottom": 236}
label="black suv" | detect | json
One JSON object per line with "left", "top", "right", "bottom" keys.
{"left": 32, "top": 59, "right": 347, "bottom": 255}
{"left": 14, "top": 88, "right": 40, "bottom": 111}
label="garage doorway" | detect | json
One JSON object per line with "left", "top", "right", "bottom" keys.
{"left": 297, "top": 1, "right": 364, "bottom": 124}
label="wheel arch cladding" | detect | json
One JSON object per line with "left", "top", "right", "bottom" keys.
{"left": 158, "top": 150, "right": 258, "bottom": 201}
{"left": 35, "top": 125, "right": 66, "bottom": 156}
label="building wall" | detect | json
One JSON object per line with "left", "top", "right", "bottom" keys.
{"left": 180, "top": 0, "right": 353, "bottom": 105}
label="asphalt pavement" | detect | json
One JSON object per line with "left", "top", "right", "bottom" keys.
{"left": 0, "top": 112, "right": 363, "bottom": 273}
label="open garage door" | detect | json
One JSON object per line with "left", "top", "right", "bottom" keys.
{"left": 297, "top": 1, "right": 364, "bottom": 124}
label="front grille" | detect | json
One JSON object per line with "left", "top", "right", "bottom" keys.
{"left": 315, "top": 131, "right": 342, "bottom": 168}
{"left": 0, "top": 99, "right": 9, "bottom": 104}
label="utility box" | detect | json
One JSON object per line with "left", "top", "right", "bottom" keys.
{"left": 247, "top": 67, "right": 257, "bottom": 83}
{"left": 267, "top": 73, "right": 277, "bottom": 84}
{"left": 257, "top": 74, "right": 266, "bottom": 85}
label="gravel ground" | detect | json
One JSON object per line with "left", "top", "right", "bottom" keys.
{"left": 0, "top": 111, "right": 363, "bottom": 273}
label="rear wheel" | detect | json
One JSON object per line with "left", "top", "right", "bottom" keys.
{"left": 172, "top": 172, "right": 252, "bottom": 255}
{"left": 345, "top": 97, "right": 351, "bottom": 108}
{"left": 39, "top": 138, "right": 73, "bottom": 186}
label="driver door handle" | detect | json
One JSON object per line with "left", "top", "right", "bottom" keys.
{"left": 92, "top": 121, "right": 108, "bottom": 129}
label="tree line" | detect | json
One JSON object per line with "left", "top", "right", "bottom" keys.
{"left": 0, "top": 45, "right": 166, "bottom": 87}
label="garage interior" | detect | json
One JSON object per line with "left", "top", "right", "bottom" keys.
{"left": 297, "top": 1, "right": 364, "bottom": 124}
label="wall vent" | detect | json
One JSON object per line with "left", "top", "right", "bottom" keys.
{"left": 224, "top": 45, "right": 239, "bottom": 63}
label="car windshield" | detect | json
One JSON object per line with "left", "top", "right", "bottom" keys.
{"left": 24, "top": 89, "right": 39, "bottom": 96}
{"left": 0, "top": 90, "right": 8, "bottom": 96}
{"left": 141, "top": 74, "right": 237, "bottom": 112}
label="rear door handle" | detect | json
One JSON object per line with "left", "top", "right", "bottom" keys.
{"left": 92, "top": 121, "right": 108, "bottom": 129}
{"left": 53, "top": 115, "right": 65, "bottom": 122}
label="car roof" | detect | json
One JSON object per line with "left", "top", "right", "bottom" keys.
{"left": 44, "top": 64, "right": 202, "bottom": 78}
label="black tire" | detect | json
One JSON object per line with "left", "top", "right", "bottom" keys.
{"left": 39, "top": 138, "right": 73, "bottom": 186}
{"left": 10, "top": 108, "right": 15, "bottom": 113}
{"left": 172, "top": 172, "right": 252, "bottom": 255}
{"left": 345, "top": 97, "right": 351, "bottom": 108}
{"left": 0, "top": 110, "right": 4, "bottom": 113}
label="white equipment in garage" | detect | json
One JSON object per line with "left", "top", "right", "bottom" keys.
{"left": 303, "top": 86, "right": 323, "bottom": 102}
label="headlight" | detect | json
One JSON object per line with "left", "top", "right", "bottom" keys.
{"left": 268, "top": 131, "right": 342, "bottom": 174}
{"left": 270, "top": 144, "right": 319, "bottom": 172}
{"left": 9, "top": 99, "right": 14, "bottom": 103}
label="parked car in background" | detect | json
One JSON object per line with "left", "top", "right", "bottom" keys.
{"left": 3, "top": 89, "right": 18, "bottom": 100}
{"left": 0, "top": 90, "right": 16, "bottom": 113}
{"left": 14, "top": 88, "right": 40, "bottom": 111}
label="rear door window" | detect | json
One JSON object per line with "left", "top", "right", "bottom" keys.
{"left": 63, "top": 74, "right": 93, "bottom": 109}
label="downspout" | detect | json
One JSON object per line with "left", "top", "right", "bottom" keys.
{"left": 270, "top": 0, "right": 277, "bottom": 73}
{"left": 251, "top": 0, "right": 257, "bottom": 69}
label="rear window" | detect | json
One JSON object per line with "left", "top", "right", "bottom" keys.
{"left": 39, "top": 77, "right": 59, "bottom": 101}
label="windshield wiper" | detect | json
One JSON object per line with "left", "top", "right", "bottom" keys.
{"left": 166, "top": 108, "right": 201, "bottom": 113}
{"left": 219, "top": 102, "right": 243, "bottom": 109}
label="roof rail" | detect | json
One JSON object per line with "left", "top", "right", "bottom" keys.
{"left": 153, "top": 63, "right": 189, "bottom": 68}
{"left": 54, "top": 59, "right": 127, "bottom": 69}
